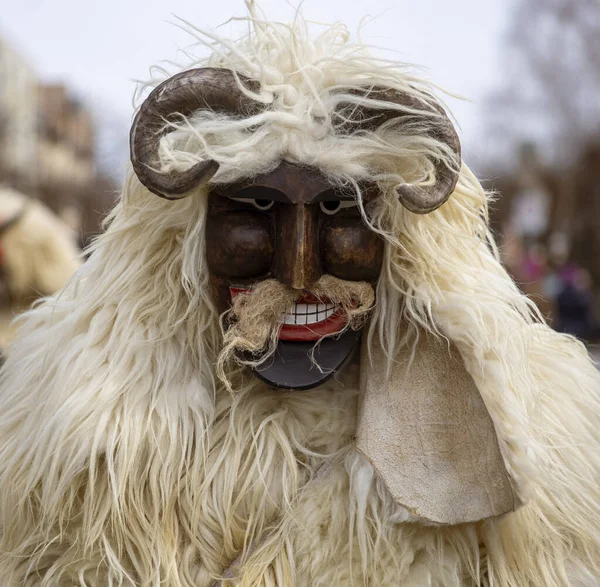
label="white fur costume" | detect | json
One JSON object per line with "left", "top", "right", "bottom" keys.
{"left": 0, "top": 6, "right": 599, "bottom": 586}
{"left": 0, "top": 187, "right": 80, "bottom": 352}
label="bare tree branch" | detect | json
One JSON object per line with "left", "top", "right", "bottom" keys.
{"left": 486, "top": 0, "right": 600, "bottom": 164}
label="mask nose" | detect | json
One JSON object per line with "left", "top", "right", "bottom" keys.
{"left": 273, "top": 204, "right": 322, "bottom": 290}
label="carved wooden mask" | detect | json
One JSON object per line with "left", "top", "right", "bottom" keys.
{"left": 206, "top": 161, "right": 384, "bottom": 389}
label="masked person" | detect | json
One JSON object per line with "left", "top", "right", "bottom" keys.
{"left": 0, "top": 5, "right": 598, "bottom": 586}
{"left": 0, "top": 188, "right": 81, "bottom": 361}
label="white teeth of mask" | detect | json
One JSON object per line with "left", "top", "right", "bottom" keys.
{"left": 282, "top": 302, "right": 337, "bottom": 325}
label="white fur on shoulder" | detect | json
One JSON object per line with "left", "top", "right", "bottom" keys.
{"left": 0, "top": 3, "right": 598, "bottom": 586}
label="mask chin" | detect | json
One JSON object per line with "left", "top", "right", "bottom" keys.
{"left": 250, "top": 328, "right": 362, "bottom": 391}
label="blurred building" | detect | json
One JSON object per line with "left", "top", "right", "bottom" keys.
{"left": 37, "top": 85, "right": 95, "bottom": 206}
{"left": 0, "top": 39, "right": 38, "bottom": 194}
{"left": 0, "top": 38, "right": 116, "bottom": 246}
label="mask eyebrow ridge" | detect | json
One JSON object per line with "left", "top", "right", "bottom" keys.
{"left": 217, "top": 186, "right": 290, "bottom": 203}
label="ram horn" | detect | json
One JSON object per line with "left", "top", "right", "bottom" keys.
{"left": 336, "top": 87, "right": 461, "bottom": 214}
{"left": 130, "top": 68, "right": 264, "bottom": 200}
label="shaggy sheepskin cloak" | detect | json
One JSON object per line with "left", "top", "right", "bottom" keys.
{"left": 0, "top": 5, "right": 599, "bottom": 586}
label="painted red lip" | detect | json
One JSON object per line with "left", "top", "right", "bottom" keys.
{"left": 230, "top": 288, "right": 348, "bottom": 341}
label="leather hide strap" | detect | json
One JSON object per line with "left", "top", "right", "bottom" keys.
{"left": 356, "top": 329, "right": 518, "bottom": 525}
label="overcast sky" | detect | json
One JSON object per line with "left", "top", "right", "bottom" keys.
{"left": 0, "top": 0, "right": 513, "bottom": 173}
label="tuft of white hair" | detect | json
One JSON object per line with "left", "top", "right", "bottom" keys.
{"left": 0, "top": 3, "right": 598, "bottom": 585}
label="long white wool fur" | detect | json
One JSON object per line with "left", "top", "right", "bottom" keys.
{"left": 0, "top": 3, "right": 599, "bottom": 585}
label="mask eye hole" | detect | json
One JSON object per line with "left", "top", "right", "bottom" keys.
{"left": 319, "top": 200, "right": 356, "bottom": 215}
{"left": 230, "top": 197, "right": 274, "bottom": 211}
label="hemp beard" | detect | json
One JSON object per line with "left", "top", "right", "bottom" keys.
{"left": 216, "top": 275, "right": 375, "bottom": 392}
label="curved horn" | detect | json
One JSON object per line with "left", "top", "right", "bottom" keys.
{"left": 130, "top": 68, "right": 264, "bottom": 200}
{"left": 336, "top": 87, "right": 461, "bottom": 214}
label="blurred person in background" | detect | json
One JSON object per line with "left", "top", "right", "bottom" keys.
{"left": 555, "top": 266, "right": 598, "bottom": 342}
{"left": 500, "top": 232, "right": 557, "bottom": 322}
{"left": 0, "top": 187, "right": 81, "bottom": 360}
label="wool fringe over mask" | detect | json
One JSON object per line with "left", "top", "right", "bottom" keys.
{"left": 0, "top": 2, "right": 599, "bottom": 585}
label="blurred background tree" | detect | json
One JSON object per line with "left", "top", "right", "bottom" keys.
{"left": 484, "top": 0, "right": 600, "bottom": 336}
{"left": 487, "top": 0, "right": 600, "bottom": 164}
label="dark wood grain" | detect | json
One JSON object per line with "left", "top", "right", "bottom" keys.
{"left": 206, "top": 163, "right": 384, "bottom": 314}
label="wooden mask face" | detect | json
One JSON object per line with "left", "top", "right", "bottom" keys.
{"left": 206, "top": 161, "right": 384, "bottom": 390}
